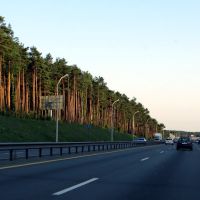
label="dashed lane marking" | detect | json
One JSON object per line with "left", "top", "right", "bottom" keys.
{"left": 53, "top": 178, "right": 99, "bottom": 196}
{"left": 141, "top": 157, "right": 150, "bottom": 162}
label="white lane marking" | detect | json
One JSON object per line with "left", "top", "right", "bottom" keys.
{"left": 53, "top": 178, "right": 99, "bottom": 196}
{"left": 141, "top": 157, "right": 150, "bottom": 162}
{"left": 160, "top": 151, "right": 164, "bottom": 154}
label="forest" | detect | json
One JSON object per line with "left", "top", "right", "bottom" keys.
{"left": 0, "top": 16, "right": 165, "bottom": 138}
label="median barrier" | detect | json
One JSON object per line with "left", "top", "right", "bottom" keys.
{"left": 0, "top": 141, "right": 163, "bottom": 161}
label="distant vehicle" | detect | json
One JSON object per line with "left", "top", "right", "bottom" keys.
{"left": 165, "top": 138, "right": 174, "bottom": 145}
{"left": 173, "top": 138, "right": 179, "bottom": 143}
{"left": 133, "top": 137, "right": 147, "bottom": 144}
{"left": 176, "top": 137, "right": 193, "bottom": 151}
{"left": 154, "top": 133, "right": 162, "bottom": 141}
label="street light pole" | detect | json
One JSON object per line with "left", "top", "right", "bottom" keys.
{"left": 132, "top": 111, "right": 139, "bottom": 136}
{"left": 56, "top": 74, "right": 69, "bottom": 143}
{"left": 111, "top": 99, "right": 119, "bottom": 142}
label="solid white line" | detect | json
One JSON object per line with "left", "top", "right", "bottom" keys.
{"left": 53, "top": 178, "right": 99, "bottom": 196}
{"left": 141, "top": 157, "right": 150, "bottom": 162}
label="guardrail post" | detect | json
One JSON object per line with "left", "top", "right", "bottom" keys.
{"left": 26, "top": 149, "right": 29, "bottom": 159}
{"left": 93, "top": 145, "right": 95, "bottom": 151}
{"left": 50, "top": 147, "right": 53, "bottom": 156}
{"left": 68, "top": 147, "right": 71, "bottom": 154}
{"left": 82, "top": 146, "right": 84, "bottom": 153}
{"left": 76, "top": 146, "right": 78, "bottom": 154}
{"left": 60, "top": 147, "right": 63, "bottom": 156}
{"left": 9, "top": 149, "right": 13, "bottom": 161}
{"left": 39, "top": 148, "right": 42, "bottom": 157}
{"left": 88, "top": 145, "right": 90, "bottom": 152}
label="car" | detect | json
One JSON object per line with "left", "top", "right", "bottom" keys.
{"left": 133, "top": 137, "right": 147, "bottom": 144}
{"left": 176, "top": 136, "right": 193, "bottom": 151}
{"left": 165, "top": 138, "right": 174, "bottom": 145}
{"left": 173, "top": 138, "right": 179, "bottom": 143}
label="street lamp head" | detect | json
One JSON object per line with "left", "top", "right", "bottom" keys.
{"left": 146, "top": 118, "right": 150, "bottom": 123}
{"left": 134, "top": 111, "right": 139, "bottom": 115}
{"left": 62, "top": 74, "right": 69, "bottom": 78}
{"left": 112, "top": 99, "right": 120, "bottom": 106}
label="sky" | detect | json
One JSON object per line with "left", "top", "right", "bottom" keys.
{"left": 1, "top": 0, "right": 200, "bottom": 132}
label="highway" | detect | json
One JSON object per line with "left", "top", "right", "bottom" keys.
{"left": 0, "top": 143, "right": 200, "bottom": 200}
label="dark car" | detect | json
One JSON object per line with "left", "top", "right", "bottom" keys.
{"left": 176, "top": 137, "right": 193, "bottom": 151}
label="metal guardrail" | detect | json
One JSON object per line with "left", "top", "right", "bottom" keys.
{"left": 0, "top": 141, "right": 163, "bottom": 161}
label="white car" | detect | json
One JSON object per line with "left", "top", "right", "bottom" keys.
{"left": 165, "top": 138, "right": 174, "bottom": 145}
{"left": 134, "top": 137, "right": 147, "bottom": 144}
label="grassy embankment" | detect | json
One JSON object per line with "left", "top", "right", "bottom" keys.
{"left": 0, "top": 114, "right": 132, "bottom": 142}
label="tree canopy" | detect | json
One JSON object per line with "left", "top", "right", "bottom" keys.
{"left": 0, "top": 16, "right": 165, "bottom": 138}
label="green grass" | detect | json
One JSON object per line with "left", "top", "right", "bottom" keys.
{"left": 0, "top": 115, "right": 132, "bottom": 142}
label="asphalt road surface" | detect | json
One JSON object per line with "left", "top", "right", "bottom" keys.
{"left": 0, "top": 143, "right": 200, "bottom": 200}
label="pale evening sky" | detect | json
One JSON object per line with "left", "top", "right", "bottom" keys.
{"left": 1, "top": 0, "right": 200, "bottom": 132}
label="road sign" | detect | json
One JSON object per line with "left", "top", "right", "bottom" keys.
{"left": 40, "top": 95, "right": 64, "bottom": 110}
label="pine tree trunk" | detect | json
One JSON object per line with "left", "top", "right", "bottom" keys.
{"left": 35, "top": 68, "right": 38, "bottom": 113}
{"left": 81, "top": 92, "right": 84, "bottom": 124}
{"left": 7, "top": 61, "right": 11, "bottom": 110}
{"left": 89, "top": 90, "right": 93, "bottom": 124}
{"left": 22, "top": 69, "right": 25, "bottom": 112}
{"left": 66, "top": 85, "right": 70, "bottom": 121}
{"left": 97, "top": 87, "right": 100, "bottom": 125}
{"left": 71, "top": 75, "right": 76, "bottom": 122}
{"left": 2, "top": 74, "right": 6, "bottom": 110}
{"left": 0, "top": 55, "right": 2, "bottom": 110}
{"left": 76, "top": 89, "right": 78, "bottom": 122}
{"left": 25, "top": 81, "right": 29, "bottom": 113}
{"left": 62, "top": 81, "right": 65, "bottom": 121}
{"left": 39, "top": 76, "right": 41, "bottom": 116}
{"left": 15, "top": 71, "right": 21, "bottom": 111}
{"left": 85, "top": 88, "right": 87, "bottom": 124}
{"left": 1, "top": 77, "right": 5, "bottom": 110}
{"left": 32, "top": 68, "right": 35, "bottom": 111}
